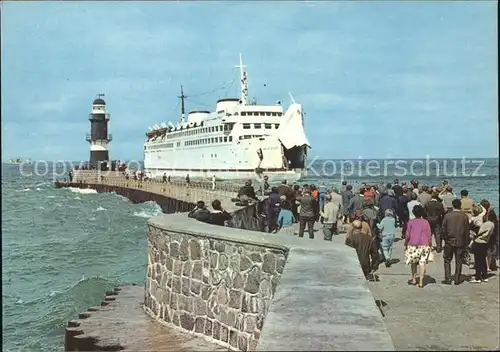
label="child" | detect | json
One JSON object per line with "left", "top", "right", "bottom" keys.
{"left": 277, "top": 201, "right": 295, "bottom": 235}
{"left": 377, "top": 209, "right": 397, "bottom": 267}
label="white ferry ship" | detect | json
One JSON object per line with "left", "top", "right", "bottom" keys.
{"left": 143, "top": 55, "right": 311, "bottom": 182}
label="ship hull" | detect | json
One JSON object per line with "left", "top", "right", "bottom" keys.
{"left": 144, "top": 167, "right": 306, "bottom": 183}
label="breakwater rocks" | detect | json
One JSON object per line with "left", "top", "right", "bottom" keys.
{"left": 64, "top": 286, "right": 125, "bottom": 351}
{"left": 146, "top": 225, "right": 286, "bottom": 351}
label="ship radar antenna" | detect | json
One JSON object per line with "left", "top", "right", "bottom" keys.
{"left": 235, "top": 53, "right": 248, "bottom": 105}
{"left": 178, "top": 85, "right": 187, "bottom": 122}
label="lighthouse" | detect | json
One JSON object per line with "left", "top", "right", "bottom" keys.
{"left": 86, "top": 94, "right": 112, "bottom": 170}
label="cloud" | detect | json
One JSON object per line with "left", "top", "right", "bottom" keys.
{"left": 1, "top": 1, "right": 498, "bottom": 160}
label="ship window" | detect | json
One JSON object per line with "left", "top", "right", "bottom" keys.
{"left": 224, "top": 125, "right": 228, "bottom": 131}
{"left": 254, "top": 123, "right": 262, "bottom": 129}
{"left": 266, "top": 112, "right": 271, "bottom": 116}
{"left": 277, "top": 112, "right": 283, "bottom": 116}
{"left": 234, "top": 112, "right": 239, "bottom": 116}
{"left": 243, "top": 123, "right": 250, "bottom": 129}
{"left": 244, "top": 135, "right": 251, "bottom": 139}
{"left": 241, "top": 112, "right": 247, "bottom": 116}
{"left": 224, "top": 136, "right": 227, "bottom": 142}
{"left": 265, "top": 123, "right": 272, "bottom": 129}
{"left": 239, "top": 136, "right": 243, "bottom": 140}
{"left": 275, "top": 124, "right": 279, "bottom": 129}
{"left": 211, "top": 138, "right": 214, "bottom": 143}
{"left": 210, "top": 127, "right": 214, "bottom": 132}
{"left": 219, "top": 137, "right": 222, "bottom": 142}
{"left": 229, "top": 136, "right": 232, "bottom": 142}
{"left": 271, "top": 112, "right": 277, "bottom": 116}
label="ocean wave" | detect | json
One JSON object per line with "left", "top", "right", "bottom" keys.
{"left": 66, "top": 187, "right": 97, "bottom": 194}
{"left": 8, "top": 275, "right": 116, "bottom": 309}
{"left": 46, "top": 195, "right": 56, "bottom": 199}
{"left": 95, "top": 206, "right": 107, "bottom": 212}
{"left": 17, "top": 188, "right": 30, "bottom": 192}
{"left": 74, "top": 196, "right": 81, "bottom": 200}
{"left": 133, "top": 201, "right": 163, "bottom": 218}
{"left": 36, "top": 187, "right": 41, "bottom": 191}
{"left": 113, "top": 193, "right": 130, "bottom": 202}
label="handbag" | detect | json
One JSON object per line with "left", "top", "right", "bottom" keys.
{"left": 427, "top": 249, "right": 434, "bottom": 263}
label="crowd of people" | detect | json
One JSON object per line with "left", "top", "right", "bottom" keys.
{"left": 187, "top": 199, "right": 232, "bottom": 227}
{"left": 231, "top": 177, "right": 499, "bottom": 285}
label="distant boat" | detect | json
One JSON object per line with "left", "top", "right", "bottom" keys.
{"left": 8, "top": 158, "right": 31, "bottom": 164}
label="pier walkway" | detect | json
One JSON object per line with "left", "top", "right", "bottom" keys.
{"left": 281, "top": 224, "right": 499, "bottom": 351}
{"left": 59, "top": 173, "right": 499, "bottom": 350}
{"left": 63, "top": 170, "right": 249, "bottom": 211}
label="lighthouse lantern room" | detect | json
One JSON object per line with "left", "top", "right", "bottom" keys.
{"left": 86, "top": 93, "right": 112, "bottom": 170}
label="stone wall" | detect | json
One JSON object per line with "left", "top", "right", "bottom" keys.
{"left": 145, "top": 223, "right": 287, "bottom": 351}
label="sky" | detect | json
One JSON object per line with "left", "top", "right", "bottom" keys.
{"left": 1, "top": 1, "right": 498, "bottom": 161}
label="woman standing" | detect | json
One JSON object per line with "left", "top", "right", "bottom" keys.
{"left": 404, "top": 205, "right": 432, "bottom": 288}
{"left": 469, "top": 205, "right": 495, "bottom": 283}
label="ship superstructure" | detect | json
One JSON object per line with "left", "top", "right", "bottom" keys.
{"left": 143, "top": 55, "right": 311, "bottom": 182}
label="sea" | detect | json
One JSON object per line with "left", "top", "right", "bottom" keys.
{"left": 2, "top": 158, "right": 498, "bottom": 351}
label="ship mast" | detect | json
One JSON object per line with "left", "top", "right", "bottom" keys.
{"left": 178, "top": 85, "right": 187, "bottom": 122}
{"left": 235, "top": 53, "right": 248, "bottom": 106}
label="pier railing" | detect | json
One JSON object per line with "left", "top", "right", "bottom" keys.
{"left": 62, "top": 170, "right": 243, "bottom": 205}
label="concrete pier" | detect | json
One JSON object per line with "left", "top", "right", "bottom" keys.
{"left": 59, "top": 173, "right": 498, "bottom": 351}
{"left": 64, "top": 285, "right": 227, "bottom": 351}
{"left": 60, "top": 172, "right": 395, "bottom": 351}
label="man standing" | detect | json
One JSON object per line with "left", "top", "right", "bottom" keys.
{"left": 297, "top": 188, "right": 318, "bottom": 239}
{"left": 425, "top": 193, "right": 445, "bottom": 252}
{"left": 407, "top": 193, "right": 422, "bottom": 220}
{"left": 347, "top": 188, "right": 365, "bottom": 222}
{"left": 330, "top": 186, "right": 343, "bottom": 214}
{"left": 439, "top": 185, "right": 456, "bottom": 212}
{"left": 340, "top": 184, "right": 354, "bottom": 223}
{"left": 417, "top": 186, "right": 432, "bottom": 207}
{"left": 345, "top": 220, "right": 379, "bottom": 280}
{"left": 321, "top": 194, "right": 341, "bottom": 240}
{"left": 441, "top": 199, "right": 470, "bottom": 285}
{"left": 460, "top": 189, "right": 474, "bottom": 219}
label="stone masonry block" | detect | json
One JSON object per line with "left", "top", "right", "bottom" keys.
{"left": 244, "top": 266, "right": 260, "bottom": 294}
{"left": 262, "top": 252, "right": 276, "bottom": 274}
{"left": 192, "top": 261, "right": 203, "bottom": 280}
{"left": 189, "top": 239, "right": 202, "bottom": 260}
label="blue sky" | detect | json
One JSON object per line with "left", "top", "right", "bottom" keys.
{"left": 2, "top": 1, "right": 498, "bottom": 161}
